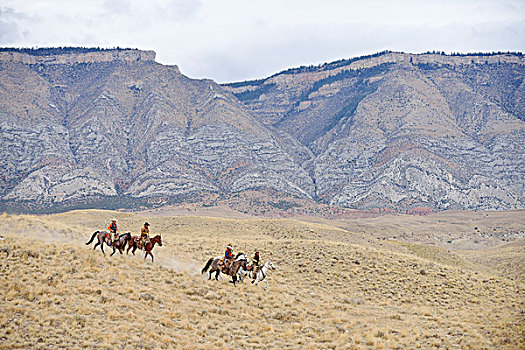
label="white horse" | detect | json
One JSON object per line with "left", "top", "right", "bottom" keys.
{"left": 237, "top": 263, "right": 250, "bottom": 282}
{"left": 241, "top": 260, "right": 276, "bottom": 290}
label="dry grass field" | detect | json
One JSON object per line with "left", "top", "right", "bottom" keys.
{"left": 0, "top": 209, "right": 524, "bottom": 349}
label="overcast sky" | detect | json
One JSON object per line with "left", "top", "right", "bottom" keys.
{"left": 1, "top": 0, "right": 524, "bottom": 82}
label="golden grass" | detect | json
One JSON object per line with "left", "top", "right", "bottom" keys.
{"left": 0, "top": 210, "right": 523, "bottom": 349}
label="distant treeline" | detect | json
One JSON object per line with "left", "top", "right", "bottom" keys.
{"left": 224, "top": 50, "right": 524, "bottom": 88}
{"left": 282, "top": 50, "right": 524, "bottom": 76}
{"left": 422, "top": 50, "right": 523, "bottom": 57}
{"left": 0, "top": 47, "right": 138, "bottom": 56}
{"left": 224, "top": 51, "right": 396, "bottom": 88}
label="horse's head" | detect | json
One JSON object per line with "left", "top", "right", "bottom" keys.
{"left": 154, "top": 235, "right": 162, "bottom": 246}
{"left": 268, "top": 261, "right": 276, "bottom": 270}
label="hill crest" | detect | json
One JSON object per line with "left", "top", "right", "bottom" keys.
{"left": 0, "top": 47, "right": 157, "bottom": 66}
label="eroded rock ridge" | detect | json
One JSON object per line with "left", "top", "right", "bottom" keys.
{"left": 1, "top": 49, "right": 523, "bottom": 212}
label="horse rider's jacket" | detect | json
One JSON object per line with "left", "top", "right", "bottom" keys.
{"left": 108, "top": 222, "right": 118, "bottom": 233}
{"left": 108, "top": 222, "right": 118, "bottom": 243}
{"left": 252, "top": 253, "right": 260, "bottom": 266}
{"left": 251, "top": 252, "right": 260, "bottom": 277}
{"left": 221, "top": 248, "right": 233, "bottom": 271}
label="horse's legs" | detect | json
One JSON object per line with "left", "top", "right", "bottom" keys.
{"left": 215, "top": 270, "right": 220, "bottom": 280}
{"left": 93, "top": 242, "right": 99, "bottom": 250}
{"left": 144, "top": 251, "right": 153, "bottom": 262}
{"left": 100, "top": 242, "right": 105, "bottom": 256}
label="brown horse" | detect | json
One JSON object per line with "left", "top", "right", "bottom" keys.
{"left": 85, "top": 231, "right": 112, "bottom": 255}
{"left": 86, "top": 231, "right": 131, "bottom": 256}
{"left": 126, "top": 235, "right": 160, "bottom": 255}
{"left": 201, "top": 253, "right": 248, "bottom": 284}
{"left": 109, "top": 232, "right": 131, "bottom": 256}
{"left": 126, "top": 235, "right": 142, "bottom": 255}
{"left": 145, "top": 235, "right": 162, "bottom": 262}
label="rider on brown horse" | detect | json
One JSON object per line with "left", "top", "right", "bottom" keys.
{"left": 140, "top": 222, "right": 150, "bottom": 250}
{"left": 219, "top": 244, "right": 233, "bottom": 273}
{"left": 107, "top": 219, "right": 118, "bottom": 246}
{"left": 252, "top": 249, "right": 260, "bottom": 281}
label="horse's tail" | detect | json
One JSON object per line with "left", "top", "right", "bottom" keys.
{"left": 201, "top": 258, "right": 213, "bottom": 274}
{"left": 86, "top": 231, "right": 99, "bottom": 245}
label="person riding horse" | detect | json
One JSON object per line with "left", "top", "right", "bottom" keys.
{"left": 107, "top": 219, "right": 118, "bottom": 246}
{"left": 220, "top": 244, "right": 233, "bottom": 273}
{"left": 140, "top": 222, "right": 150, "bottom": 249}
{"left": 251, "top": 249, "right": 260, "bottom": 281}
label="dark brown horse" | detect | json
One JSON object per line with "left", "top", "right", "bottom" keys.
{"left": 109, "top": 232, "right": 131, "bottom": 256}
{"left": 126, "top": 235, "right": 142, "bottom": 255}
{"left": 126, "top": 235, "right": 160, "bottom": 256}
{"left": 145, "top": 235, "right": 162, "bottom": 262}
{"left": 201, "top": 253, "right": 248, "bottom": 284}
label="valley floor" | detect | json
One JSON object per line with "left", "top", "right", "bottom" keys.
{"left": 0, "top": 210, "right": 524, "bottom": 349}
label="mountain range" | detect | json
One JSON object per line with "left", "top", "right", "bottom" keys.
{"left": 0, "top": 48, "right": 523, "bottom": 213}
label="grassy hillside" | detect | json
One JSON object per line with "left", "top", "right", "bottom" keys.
{"left": 0, "top": 210, "right": 523, "bottom": 349}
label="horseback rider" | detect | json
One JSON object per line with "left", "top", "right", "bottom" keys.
{"left": 251, "top": 249, "right": 260, "bottom": 280}
{"left": 140, "top": 222, "right": 150, "bottom": 250}
{"left": 220, "top": 244, "right": 233, "bottom": 272}
{"left": 107, "top": 219, "right": 118, "bottom": 246}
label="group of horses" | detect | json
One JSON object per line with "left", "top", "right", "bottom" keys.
{"left": 201, "top": 253, "right": 276, "bottom": 289}
{"left": 85, "top": 231, "right": 163, "bottom": 262}
{"left": 85, "top": 231, "right": 276, "bottom": 288}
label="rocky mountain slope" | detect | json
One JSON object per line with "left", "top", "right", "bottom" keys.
{"left": 224, "top": 51, "right": 525, "bottom": 211}
{"left": 0, "top": 48, "right": 523, "bottom": 212}
{"left": 0, "top": 48, "right": 313, "bottom": 212}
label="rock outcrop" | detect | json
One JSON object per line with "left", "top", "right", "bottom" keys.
{"left": 0, "top": 48, "right": 156, "bottom": 65}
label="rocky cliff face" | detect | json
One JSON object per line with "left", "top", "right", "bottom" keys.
{"left": 224, "top": 52, "right": 525, "bottom": 211}
{"left": 0, "top": 48, "right": 157, "bottom": 65}
{"left": 0, "top": 48, "right": 313, "bottom": 212}
{"left": 0, "top": 49, "right": 523, "bottom": 212}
